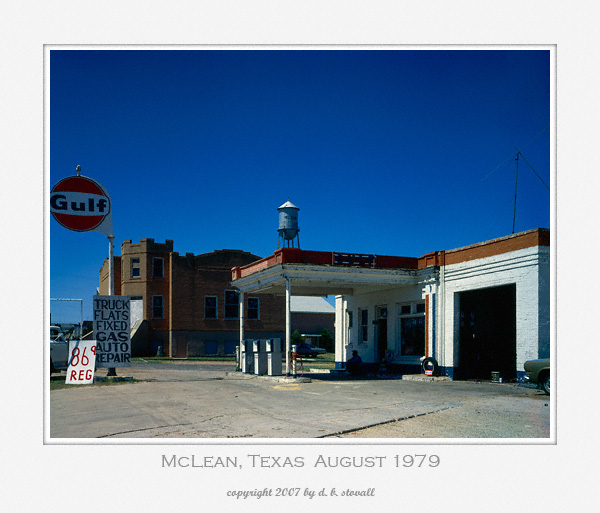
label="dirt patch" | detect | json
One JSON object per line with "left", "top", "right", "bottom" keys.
{"left": 326, "top": 393, "right": 550, "bottom": 438}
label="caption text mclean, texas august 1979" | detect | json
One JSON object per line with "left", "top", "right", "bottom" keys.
{"left": 162, "top": 453, "right": 441, "bottom": 470}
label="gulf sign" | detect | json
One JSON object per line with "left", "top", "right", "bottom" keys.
{"left": 50, "top": 175, "right": 112, "bottom": 234}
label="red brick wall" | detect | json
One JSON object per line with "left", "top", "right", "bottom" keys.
{"left": 170, "top": 251, "right": 285, "bottom": 332}
{"left": 233, "top": 229, "right": 550, "bottom": 277}
{"left": 100, "top": 241, "right": 289, "bottom": 357}
{"left": 444, "top": 229, "right": 549, "bottom": 266}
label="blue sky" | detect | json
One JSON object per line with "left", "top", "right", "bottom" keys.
{"left": 49, "top": 49, "right": 551, "bottom": 322}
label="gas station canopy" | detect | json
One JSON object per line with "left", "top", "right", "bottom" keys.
{"left": 231, "top": 247, "right": 440, "bottom": 296}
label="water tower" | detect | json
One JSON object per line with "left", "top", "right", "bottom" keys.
{"left": 277, "top": 200, "right": 300, "bottom": 248}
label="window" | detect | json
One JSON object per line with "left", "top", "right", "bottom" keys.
{"left": 204, "top": 341, "right": 218, "bottom": 355}
{"left": 348, "top": 310, "right": 353, "bottom": 328}
{"left": 360, "top": 308, "right": 368, "bottom": 342}
{"left": 130, "top": 258, "right": 140, "bottom": 278}
{"left": 152, "top": 295, "right": 164, "bottom": 318}
{"left": 400, "top": 317, "right": 425, "bottom": 355}
{"left": 224, "top": 290, "right": 239, "bottom": 319}
{"left": 247, "top": 297, "right": 259, "bottom": 320}
{"left": 398, "top": 302, "right": 425, "bottom": 356}
{"left": 204, "top": 296, "right": 217, "bottom": 319}
{"left": 152, "top": 257, "right": 164, "bottom": 278}
{"left": 224, "top": 341, "right": 238, "bottom": 355}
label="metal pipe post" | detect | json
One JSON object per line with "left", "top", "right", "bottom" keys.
{"left": 107, "top": 235, "right": 117, "bottom": 377}
{"left": 108, "top": 236, "right": 115, "bottom": 295}
{"left": 239, "top": 291, "right": 244, "bottom": 371}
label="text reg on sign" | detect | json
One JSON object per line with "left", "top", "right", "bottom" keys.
{"left": 66, "top": 340, "right": 97, "bottom": 385}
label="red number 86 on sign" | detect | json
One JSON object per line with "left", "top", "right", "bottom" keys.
{"left": 66, "top": 341, "right": 97, "bottom": 385}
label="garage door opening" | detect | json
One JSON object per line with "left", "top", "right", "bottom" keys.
{"left": 457, "top": 284, "right": 516, "bottom": 381}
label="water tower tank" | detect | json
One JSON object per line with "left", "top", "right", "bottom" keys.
{"left": 277, "top": 200, "right": 300, "bottom": 247}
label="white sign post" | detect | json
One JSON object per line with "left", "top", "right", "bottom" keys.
{"left": 66, "top": 340, "right": 97, "bottom": 385}
{"left": 93, "top": 295, "right": 131, "bottom": 368}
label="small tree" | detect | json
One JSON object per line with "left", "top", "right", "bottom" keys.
{"left": 291, "top": 330, "right": 305, "bottom": 346}
{"left": 319, "top": 328, "right": 334, "bottom": 353}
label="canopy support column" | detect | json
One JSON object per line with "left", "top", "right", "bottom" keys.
{"left": 285, "top": 278, "right": 291, "bottom": 377}
{"left": 239, "top": 291, "right": 244, "bottom": 370}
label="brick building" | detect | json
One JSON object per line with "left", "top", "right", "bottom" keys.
{"left": 99, "top": 239, "right": 285, "bottom": 357}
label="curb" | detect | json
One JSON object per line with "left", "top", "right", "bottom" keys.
{"left": 94, "top": 376, "right": 134, "bottom": 383}
{"left": 401, "top": 374, "right": 452, "bottom": 382}
{"left": 226, "top": 372, "right": 312, "bottom": 383}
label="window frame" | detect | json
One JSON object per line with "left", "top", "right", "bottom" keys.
{"left": 152, "top": 257, "right": 164, "bottom": 278}
{"left": 152, "top": 295, "right": 164, "bottom": 319}
{"left": 397, "top": 301, "right": 426, "bottom": 357}
{"left": 130, "top": 257, "right": 140, "bottom": 278}
{"left": 224, "top": 289, "right": 240, "bottom": 319}
{"left": 247, "top": 297, "right": 259, "bottom": 320}
{"left": 359, "top": 308, "right": 368, "bottom": 343}
{"left": 204, "top": 295, "right": 218, "bottom": 319}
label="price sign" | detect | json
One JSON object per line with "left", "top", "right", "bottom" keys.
{"left": 66, "top": 340, "right": 97, "bottom": 385}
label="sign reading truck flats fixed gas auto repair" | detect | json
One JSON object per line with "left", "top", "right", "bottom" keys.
{"left": 66, "top": 340, "right": 97, "bottom": 385}
{"left": 93, "top": 295, "right": 131, "bottom": 367}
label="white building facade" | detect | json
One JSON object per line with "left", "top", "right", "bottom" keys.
{"left": 232, "top": 229, "right": 550, "bottom": 381}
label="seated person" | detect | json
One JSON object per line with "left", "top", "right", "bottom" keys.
{"left": 346, "top": 350, "right": 363, "bottom": 375}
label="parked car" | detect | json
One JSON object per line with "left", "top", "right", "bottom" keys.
{"left": 523, "top": 358, "right": 550, "bottom": 394}
{"left": 50, "top": 326, "right": 69, "bottom": 372}
{"left": 294, "top": 342, "right": 326, "bottom": 358}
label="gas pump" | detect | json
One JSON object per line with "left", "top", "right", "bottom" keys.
{"left": 266, "top": 338, "right": 282, "bottom": 376}
{"left": 253, "top": 339, "right": 268, "bottom": 376}
{"left": 240, "top": 339, "right": 253, "bottom": 374}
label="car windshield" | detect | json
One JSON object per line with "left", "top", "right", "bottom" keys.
{"left": 51, "top": 328, "right": 65, "bottom": 341}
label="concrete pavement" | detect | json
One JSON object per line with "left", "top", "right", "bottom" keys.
{"left": 49, "top": 361, "right": 550, "bottom": 439}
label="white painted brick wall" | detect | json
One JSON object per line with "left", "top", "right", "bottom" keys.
{"left": 441, "top": 246, "right": 550, "bottom": 370}
{"left": 334, "top": 245, "right": 550, "bottom": 377}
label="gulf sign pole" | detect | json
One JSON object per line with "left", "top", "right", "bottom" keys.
{"left": 50, "top": 166, "right": 120, "bottom": 376}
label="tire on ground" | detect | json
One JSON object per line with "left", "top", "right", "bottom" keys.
{"left": 421, "top": 357, "right": 439, "bottom": 376}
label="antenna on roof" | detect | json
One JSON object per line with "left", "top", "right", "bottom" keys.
{"left": 482, "top": 128, "right": 549, "bottom": 233}
{"left": 512, "top": 152, "right": 519, "bottom": 234}
{"left": 481, "top": 128, "right": 547, "bottom": 182}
